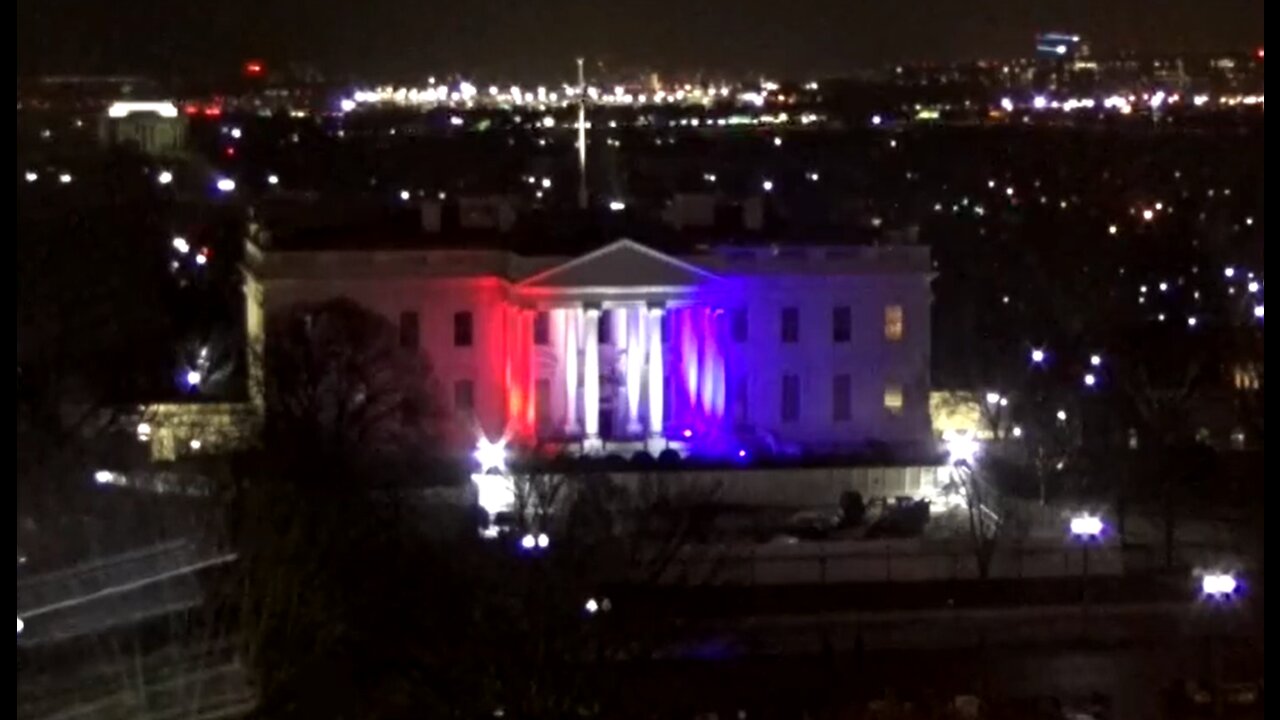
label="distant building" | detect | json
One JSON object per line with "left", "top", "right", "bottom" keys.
{"left": 250, "top": 237, "right": 935, "bottom": 460}
{"left": 98, "top": 100, "right": 187, "bottom": 155}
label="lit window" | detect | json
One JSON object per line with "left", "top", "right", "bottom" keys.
{"left": 454, "top": 379, "right": 475, "bottom": 413}
{"left": 833, "top": 374, "right": 852, "bottom": 422}
{"left": 781, "top": 307, "right": 799, "bottom": 344}
{"left": 731, "top": 308, "right": 748, "bottom": 343}
{"left": 533, "top": 312, "right": 549, "bottom": 346}
{"left": 883, "top": 383, "right": 904, "bottom": 414}
{"left": 1233, "top": 363, "right": 1261, "bottom": 390}
{"left": 781, "top": 374, "right": 800, "bottom": 422}
{"left": 833, "top": 306, "right": 852, "bottom": 343}
{"left": 454, "top": 311, "right": 473, "bottom": 347}
{"left": 884, "top": 305, "right": 904, "bottom": 341}
{"left": 399, "top": 311, "right": 419, "bottom": 350}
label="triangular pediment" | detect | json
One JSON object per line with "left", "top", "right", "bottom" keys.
{"left": 519, "top": 239, "right": 719, "bottom": 288}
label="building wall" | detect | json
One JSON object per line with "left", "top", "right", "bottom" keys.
{"left": 255, "top": 242, "right": 934, "bottom": 457}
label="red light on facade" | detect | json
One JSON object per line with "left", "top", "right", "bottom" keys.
{"left": 243, "top": 60, "right": 265, "bottom": 77}
{"left": 202, "top": 106, "right": 222, "bottom": 117}
{"left": 225, "top": 146, "right": 236, "bottom": 157}
{"left": 183, "top": 104, "right": 200, "bottom": 115}
{"left": 1258, "top": 48, "right": 1265, "bottom": 60}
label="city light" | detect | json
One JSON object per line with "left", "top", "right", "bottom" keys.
{"left": 185, "top": 370, "right": 202, "bottom": 387}
{"left": 157, "top": 170, "right": 173, "bottom": 185}
{"left": 1000, "top": 97, "right": 1014, "bottom": 112}
{"left": 399, "top": 189, "right": 411, "bottom": 201}
{"left": 136, "top": 422, "right": 152, "bottom": 441}
{"left": 608, "top": 200, "right": 626, "bottom": 212}
{"left": 267, "top": 174, "right": 279, "bottom": 185}
{"left": 1011, "top": 425, "right": 1023, "bottom": 438}
{"left": 536, "top": 533, "right": 550, "bottom": 549}
{"left": 189, "top": 439, "right": 202, "bottom": 450}
{"left": 1033, "top": 96, "right": 1048, "bottom": 109}
{"left": 1030, "top": 348, "right": 1046, "bottom": 364}
{"left": 1248, "top": 281, "right": 1260, "bottom": 293}
{"left": 94, "top": 470, "right": 114, "bottom": 484}
{"left": 1083, "top": 373, "right": 1097, "bottom": 387}
{"left": 520, "top": 534, "right": 536, "bottom": 550}
{"left": 24, "top": 170, "right": 37, "bottom": 182}
{"left": 871, "top": 114, "right": 882, "bottom": 126}
{"left": 1069, "top": 515, "right": 1103, "bottom": 538}
{"left": 59, "top": 173, "right": 73, "bottom": 184}
{"left": 985, "top": 391, "right": 1001, "bottom": 405}
{"left": 1254, "top": 304, "right": 1264, "bottom": 319}
{"left": 215, "top": 178, "right": 236, "bottom": 193}
{"left": 761, "top": 179, "right": 774, "bottom": 192}
{"left": 195, "top": 252, "right": 208, "bottom": 266}
{"left": 1090, "top": 354, "right": 1102, "bottom": 367}
{"left": 107, "top": 101, "right": 179, "bottom": 119}
{"left": 1056, "top": 409, "right": 1068, "bottom": 421}
{"left": 339, "top": 98, "right": 357, "bottom": 113}
{"left": 1224, "top": 266, "right": 1236, "bottom": 278}
{"left": 172, "top": 237, "right": 190, "bottom": 254}
{"left": 585, "top": 598, "right": 600, "bottom": 614}
{"left": 1108, "top": 224, "right": 1117, "bottom": 235}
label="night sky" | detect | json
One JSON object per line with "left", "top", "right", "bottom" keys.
{"left": 18, "top": 0, "right": 1264, "bottom": 80}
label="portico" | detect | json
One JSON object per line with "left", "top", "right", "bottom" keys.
{"left": 512, "top": 240, "right": 724, "bottom": 455}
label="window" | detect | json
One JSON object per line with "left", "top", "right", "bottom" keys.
{"left": 731, "top": 308, "right": 749, "bottom": 343}
{"left": 535, "top": 378, "right": 551, "bottom": 429}
{"left": 533, "top": 311, "right": 549, "bottom": 346}
{"left": 884, "top": 305, "right": 904, "bottom": 342}
{"left": 399, "top": 311, "right": 419, "bottom": 350}
{"left": 598, "top": 310, "right": 612, "bottom": 344}
{"left": 454, "top": 311, "right": 473, "bottom": 347}
{"left": 833, "top": 374, "right": 852, "bottom": 422}
{"left": 732, "top": 375, "right": 749, "bottom": 423}
{"left": 454, "top": 379, "right": 475, "bottom": 413}
{"left": 883, "top": 383, "right": 904, "bottom": 414}
{"left": 832, "top": 306, "right": 852, "bottom": 343}
{"left": 781, "top": 307, "right": 799, "bottom": 343}
{"left": 781, "top": 374, "right": 800, "bottom": 422}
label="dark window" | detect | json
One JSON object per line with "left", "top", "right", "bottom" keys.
{"left": 598, "top": 310, "right": 612, "bottom": 344}
{"left": 732, "top": 375, "right": 749, "bottom": 423}
{"left": 731, "top": 308, "right": 749, "bottom": 343}
{"left": 454, "top": 311, "right": 473, "bottom": 347}
{"left": 781, "top": 307, "right": 799, "bottom": 343}
{"left": 399, "top": 311, "right": 419, "bottom": 350}
{"left": 833, "top": 374, "right": 852, "bottom": 422}
{"left": 533, "top": 311, "right": 549, "bottom": 345}
{"left": 781, "top": 374, "right": 800, "bottom": 422}
{"left": 833, "top": 306, "right": 852, "bottom": 343}
{"left": 535, "top": 378, "right": 551, "bottom": 429}
{"left": 454, "top": 379, "right": 475, "bottom": 413}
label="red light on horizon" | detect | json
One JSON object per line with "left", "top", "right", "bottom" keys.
{"left": 1258, "top": 48, "right": 1265, "bottom": 59}
{"left": 244, "top": 60, "right": 265, "bottom": 77}
{"left": 202, "top": 106, "right": 222, "bottom": 117}
{"left": 224, "top": 146, "right": 236, "bottom": 157}
{"left": 183, "top": 104, "right": 200, "bottom": 115}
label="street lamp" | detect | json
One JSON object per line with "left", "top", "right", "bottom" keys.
{"left": 1070, "top": 515, "right": 1104, "bottom": 620}
{"left": 1201, "top": 572, "right": 1238, "bottom": 598}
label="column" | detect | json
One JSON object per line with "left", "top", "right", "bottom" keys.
{"left": 625, "top": 305, "right": 645, "bottom": 435}
{"left": 583, "top": 306, "right": 601, "bottom": 442}
{"left": 647, "top": 304, "right": 665, "bottom": 440}
{"left": 563, "top": 307, "right": 579, "bottom": 435}
{"left": 525, "top": 309, "right": 537, "bottom": 436}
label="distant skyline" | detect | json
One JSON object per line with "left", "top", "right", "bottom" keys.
{"left": 18, "top": 0, "right": 1264, "bottom": 81}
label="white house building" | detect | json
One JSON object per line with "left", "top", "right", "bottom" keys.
{"left": 250, "top": 238, "right": 934, "bottom": 460}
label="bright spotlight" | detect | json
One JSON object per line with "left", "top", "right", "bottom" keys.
{"left": 215, "top": 177, "right": 236, "bottom": 193}
{"left": 172, "top": 236, "right": 190, "bottom": 254}
{"left": 1030, "top": 348, "right": 1046, "bottom": 364}
{"left": 520, "top": 534, "right": 536, "bottom": 550}
{"left": 157, "top": 170, "right": 173, "bottom": 185}
{"left": 185, "top": 370, "right": 202, "bottom": 387}
{"left": 473, "top": 437, "right": 507, "bottom": 474}
{"left": 1069, "top": 515, "right": 1103, "bottom": 538}
{"left": 608, "top": 200, "right": 626, "bottom": 212}
{"left": 584, "top": 598, "right": 600, "bottom": 614}
{"left": 1201, "top": 572, "right": 1238, "bottom": 597}
{"left": 944, "top": 431, "right": 980, "bottom": 465}
{"left": 536, "top": 533, "right": 550, "bottom": 549}
{"left": 1090, "top": 354, "right": 1102, "bottom": 367}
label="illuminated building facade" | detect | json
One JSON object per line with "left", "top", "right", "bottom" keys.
{"left": 254, "top": 239, "right": 933, "bottom": 459}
